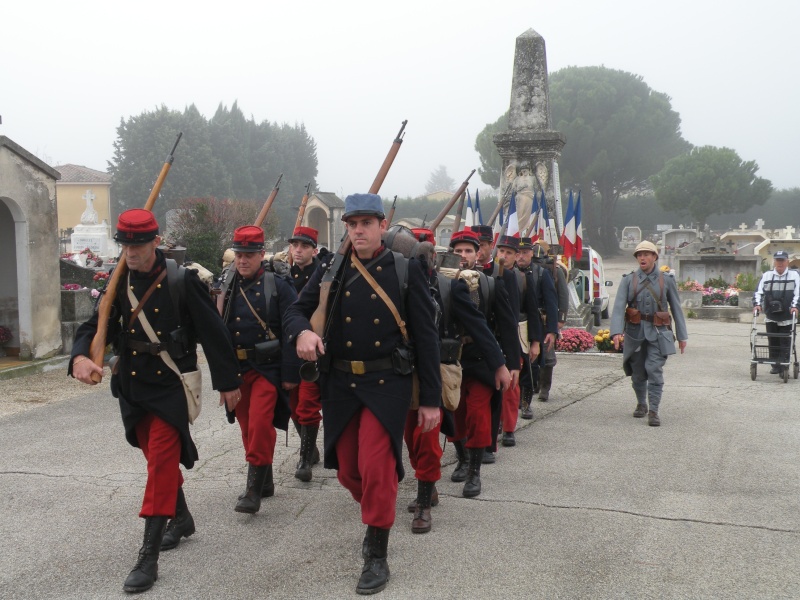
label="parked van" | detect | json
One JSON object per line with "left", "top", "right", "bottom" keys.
{"left": 573, "top": 246, "right": 613, "bottom": 326}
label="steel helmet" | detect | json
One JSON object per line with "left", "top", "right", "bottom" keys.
{"left": 633, "top": 241, "right": 659, "bottom": 257}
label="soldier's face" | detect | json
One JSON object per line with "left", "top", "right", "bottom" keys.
{"left": 477, "top": 241, "right": 493, "bottom": 264}
{"left": 517, "top": 249, "right": 533, "bottom": 269}
{"left": 453, "top": 243, "right": 478, "bottom": 269}
{"left": 346, "top": 216, "right": 386, "bottom": 259}
{"left": 235, "top": 251, "right": 265, "bottom": 279}
{"left": 290, "top": 241, "right": 317, "bottom": 267}
{"left": 635, "top": 251, "right": 657, "bottom": 273}
{"left": 122, "top": 238, "right": 159, "bottom": 273}
{"left": 497, "top": 246, "right": 518, "bottom": 267}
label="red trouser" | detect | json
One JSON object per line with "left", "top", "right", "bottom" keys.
{"left": 501, "top": 385, "right": 520, "bottom": 434}
{"left": 335, "top": 407, "right": 398, "bottom": 529}
{"left": 135, "top": 413, "right": 184, "bottom": 518}
{"left": 289, "top": 380, "right": 322, "bottom": 427}
{"left": 403, "top": 409, "right": 443, "bottom": 483}
{"left": 236, "top": 369, "right": 278, "bottom": 466}
{"left": 451, "top": 376, "right": 493, "bottom": 449}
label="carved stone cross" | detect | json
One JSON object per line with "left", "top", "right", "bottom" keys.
{"left": 80, "top": 189, "right": 98, "bottom": 225}
{"left": 738, "top": 223, "right": 748, "bottom": 231}
{"left": 754, "top": 218, "right": 765, "bottom": 230}
{"left": 784, "top": 226, "right": 796, "bottom": 239}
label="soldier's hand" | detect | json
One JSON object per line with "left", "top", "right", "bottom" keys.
{"left": 220, "top": 389, "right": 241, "bottom": 411}
{"left": 529, "top": 341, "right": 541, "bottom": 361}
{"left": 282, "top": 382, "right": 299, "bottom": 390}
{"left": 544, "top": 333, "right": 556, "bottom": 351}
{"left": 296, "top": 330, "right": 324, "bottom": 362}
{"left": 417, "top": 406, "right": 440, "bottom": 434}
{"left": 71, "top": 355, "right": 103, "bottom": 385}
{"left": 613, "top": 334, "right": 623, "bottom": 350}
{"left": 509, "top": 369, "right": 520, "bottom": 390}
{"left": 495, "top": 366, "right": 512, "bottom": 392}
{"left": 679, "top": 340, "right": 687, "bottom": 354}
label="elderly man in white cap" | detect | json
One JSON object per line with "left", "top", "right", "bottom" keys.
{"left": 754, "top": 250, "right": 800, "bottom": 374}
{"left": 610, "top": 241, "right": 688, "bottom": 427}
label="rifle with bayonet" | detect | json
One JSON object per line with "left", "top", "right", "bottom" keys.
{"left": 299, "top": 121, "right": 407, "bottom": 381}
{"left": 88, "top": 132, "right": 182, "bottom": 383}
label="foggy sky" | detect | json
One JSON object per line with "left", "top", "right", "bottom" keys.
{"left": 3, "top": 0, "right": 798, "bottom": 200}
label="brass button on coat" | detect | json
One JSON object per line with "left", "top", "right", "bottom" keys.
{"left": 346, "top": 317, "right": 352, "bottom": 323}
{"left": 346, "top": 341, "right": 352, "bottom": 347}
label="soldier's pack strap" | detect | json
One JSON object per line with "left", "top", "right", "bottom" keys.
{"left": 350, "top": 253, "right": 409, "bottom": 343}
{"left": 238, "top": 283, "right": 277, "bottom": 340}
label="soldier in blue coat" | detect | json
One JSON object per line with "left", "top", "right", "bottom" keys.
{"left": 70, "top": 209, "right": 241, "bottom": 593}
{"left": 284, "top": 193, "right": 441, "bottom": 595}
{"left": 610, "top": 241, "right": 688, "bottom": 427}
{"left": 219, "top": 225, "right": 302, "bottom": 514}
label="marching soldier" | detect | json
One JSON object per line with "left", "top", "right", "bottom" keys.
{"left": 447, "top": 230, "right": 520, "bottom": 496}
{"left": 70, "top": 209, "right": 241, "bottom": 594}
{"left": 468, "top": 224, "right": 520, "bottom": 463}
{"left": 530, "top": 240, "right": 566, "bottom": 403}
{"left": 285, "top": 193, "right": 441, "bottom": 595}
{"left": 220, "top": 225, "right": 302, "bottom": 513}
{"left": 287, "top": 226, "right": 323, "bottom": 481}
{"left": 610, "top": 241, "right": 688, "bottom": 426}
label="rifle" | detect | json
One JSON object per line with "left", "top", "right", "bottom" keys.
{"left": 301, "top": 121, "right": 407, "bottom": 380}
{"left": 451, "top": 190, "right": 466, "bottom": 234}
{"left": 88, "top": 132, "right": 183, "bottom": 383}
{"left": 288, "top": 182, "right": 312, "bottom": 267}
{"left": 429, "top": 169, "right": 476, "bottom": 231}
{"left": 487, "top": 180, "right": 515, "bottom": 226}
{"left": 216, "top": 173, "right": 283, "bottom": 315}
{"left": 386, "top": 195, "right": 398, "bottom": 226}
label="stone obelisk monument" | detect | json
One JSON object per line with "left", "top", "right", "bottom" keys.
{"left": 493, "top": 29, "right": 565, "bottom": 240}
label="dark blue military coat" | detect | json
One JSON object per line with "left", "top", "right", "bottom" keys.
{"left": 70, "top": 251, "right": 241, "bottom": 469}
{"left": 222, "top": 265, "right": 303, "bottom": 429}
{"left": 284, "top": 247, "right": 441, "bottom": 480}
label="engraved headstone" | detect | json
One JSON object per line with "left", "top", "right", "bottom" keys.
{"left": 70, "top": 188, "right": 111, "bottom": 256}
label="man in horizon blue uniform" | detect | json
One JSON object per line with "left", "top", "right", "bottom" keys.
{"left": 284, "top": 193, "right": 441, "bottom": 595}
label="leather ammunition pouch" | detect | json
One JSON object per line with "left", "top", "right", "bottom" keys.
{"left": 440, "top": 338, "right": 462, "bottom": 364}
{"left": 624, "top": 307, "right": 641, "bottom": 324}
{"left": 254, "top": 339, "right": 282, "bottom": 365}
{"left": 653, "top": 311, "right": 672, "bottom": 327}
{"left": 391, "top": 344, "right": 415, "bottom": 376}
{"left": 167, "top": 327, "right": 195, "bottom": 360}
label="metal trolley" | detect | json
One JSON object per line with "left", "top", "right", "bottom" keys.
{"left": 750, "top": 312, "right": 798, "bottom": 382}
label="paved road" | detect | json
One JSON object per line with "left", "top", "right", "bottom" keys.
{"left": 2, "top": 257, "right": 800, "bottom": 599}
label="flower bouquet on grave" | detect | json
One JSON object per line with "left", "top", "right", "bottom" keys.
{"left": 555, "top": 328, "right": 595, "bottom": 353}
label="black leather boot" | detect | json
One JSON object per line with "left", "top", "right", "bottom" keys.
{"left": 356, "top": 526, "right": 390, "bottom": 595}
{"left": 462, "top": 447, "right": 483, "bottom": 498}
{"left": 261, "top": 464, "right": 274, "bottom": 498}
{"left": 295, "top": 425, "right": 319, "bottom": 482}
{"left": 161, "top": 487, "right": 195, "bottom": 551}
{"left": 538, "top": 366, "right": 553, "bottom": 401}
{"left": 123, "top": 516, "right": 168, "bottom": 593}
{"left": 407, "top": 483, "right": 439, "bottom": 512}
{"left": 521, "top": 387, "right": 535, "bottom": 419}
{"left": 450, "top": 440, "right": 470, "bottom": 482}
{"left": 411, "top": 481, "right": 435, "bottom": 534}
{"left": 235, "top": 464, "right": 269, "bottom": 514}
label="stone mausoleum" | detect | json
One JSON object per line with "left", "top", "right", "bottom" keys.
{"left": 0, "top": 136, "right": 63, "bottom": 359}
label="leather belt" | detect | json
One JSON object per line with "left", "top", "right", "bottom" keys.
{"left": 236, "top": 348, "right": 256, "bottom": 360}
{"left": 128, "top": 339, "right": 166, "bottom": 355}
{"left": 332, "top": 357, "right": 394, "bottom": 375}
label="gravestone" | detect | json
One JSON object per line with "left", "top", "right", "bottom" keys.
{"left": 70, "top": 190, "right": 112, "bottom": 256}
